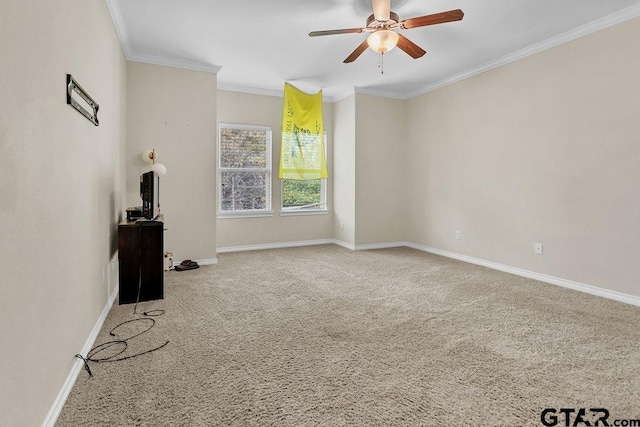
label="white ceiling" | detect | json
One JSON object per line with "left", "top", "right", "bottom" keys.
{"left": 107, "top": 0, "right": 640, "bottom": 101}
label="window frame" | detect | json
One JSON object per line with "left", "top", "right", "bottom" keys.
{"left": 280, "top": 133, "right": 328, "bottom": 216}
{"left": 217, "top": 123, "right": 273, "bottom": 218}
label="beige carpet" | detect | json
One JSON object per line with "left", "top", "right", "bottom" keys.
{"left": 57, "top": 245, "right": 640, "bottom": 426}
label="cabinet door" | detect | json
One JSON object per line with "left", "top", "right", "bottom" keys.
{"left": 118, "top": 224, "right": 141, "bottom": 304}
{"left": 139, "top": 221, "right": 163, "bottom": 301}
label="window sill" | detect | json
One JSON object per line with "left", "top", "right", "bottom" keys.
{"left": 280, "top": 209, "right": 329, "bottom": 217}
{"left": 218, "top": 211, "right": 274, "bottom": 219}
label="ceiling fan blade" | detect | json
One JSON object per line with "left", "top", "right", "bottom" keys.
{"left": 309, "top": 28, "right": 364, "bottom": 37}
{"left": 344, "top": 40, "right": 370, "bottom": 63}
{"left": 401, "top": 9, "right": 464, "bottom": 29}
{"left": 371, "top": 0, "right": 390, "bottom": 21}
{"left": 396, "top": 34, "right": 426, "bottom": 59}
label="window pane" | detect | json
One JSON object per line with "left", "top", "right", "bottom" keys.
{"left": 221, "top": 171, "right": 268, "bottom": 211}
{"left": 282, "top": 179, "right": 321, "bottom": 208}
{"left": 220, "top": 128, "right": 267, "bottom": 168}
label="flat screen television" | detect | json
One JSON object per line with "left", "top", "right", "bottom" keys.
{"left": 140, "top": 171, "right": 160, "bottom": 220}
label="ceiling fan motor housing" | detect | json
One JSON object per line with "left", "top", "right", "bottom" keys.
{"left": 309, "top": 8, "right": 463, "bottom": 63}
{"left": 366, "top": 11, "right": 400, "bottom": 30}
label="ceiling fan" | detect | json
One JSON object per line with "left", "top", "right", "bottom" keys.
{"left": 309, "top": 0, "right": 464, "bottom": 64}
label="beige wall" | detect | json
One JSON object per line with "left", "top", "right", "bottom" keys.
{"left": 0, "top": 1, "right": 127, "bottom": 425}
{"left": 354, "top": 94, "right": 408, "bottom": 245}
{"left": 127, "top": 62, "right": 217, "bottom": 262}
{"left": 406, "top": 17, "right": 640, "bottom": 297}
{"left": 1, "top": 6, "right": 637, "bottom": 424}
{"left": 216, "top": 90, "right": 334, "bottom": 248}
{"left": 332, "top": 95, "right": 357, "bottom": 245}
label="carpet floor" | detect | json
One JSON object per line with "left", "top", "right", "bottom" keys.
{"left": 57, "top": 245, "right": 640, "bottom": 426}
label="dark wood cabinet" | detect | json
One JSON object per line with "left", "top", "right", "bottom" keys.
{"left": 118, "top": 215, "right": 164, "bottom": 304}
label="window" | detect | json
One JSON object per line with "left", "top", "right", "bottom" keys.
{"left": 281, "top": 134, "right": 327, "bottom": 214}
{"left": 218, "top": 123, "right": 272, "bottom": 216}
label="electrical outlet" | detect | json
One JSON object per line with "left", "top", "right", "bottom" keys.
{"left": 340, "top": 221, "right": 345, "bottom": 230}
{"left": 535, "top": 243, "right": 543, "bottom": 255}
{"left": 455, "top": 231, "right": 461, "bottom": 240}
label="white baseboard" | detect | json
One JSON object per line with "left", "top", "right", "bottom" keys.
{"left": 194, "top": 258, "right": 218, "bottom": 266}
{"left": 41, "top": 238, "right": 639, "bottom": 426}
{"left": 354, "top": 241, "right": 406, "bottom": 251}
{"left": 218, "top": 238, "right": 639, "bottom": 307}
{"left": 218, "top": 239, "right": 405, "bottom": 253}
{"left": 217, "top": 239, "right": 335, "bottom": 253}
{"left": 331, "top": 239, "right": 355, "bottom": 250}
{"left": 42, "top": 285, "right": 119, "bottom": 427}
{"left": 217, "top": 239, "right": 405, "bottom": 253}
{"left": 405, "top": 242, "right": 640, "bottom": 307}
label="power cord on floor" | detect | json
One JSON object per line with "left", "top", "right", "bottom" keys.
{"left": 76, "top": 231, "right": 169, "bottom": 377}
{"left": 75, "top": 315, "right": 169, "bottom": 377}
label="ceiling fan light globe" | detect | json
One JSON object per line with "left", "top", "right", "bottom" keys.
{"left": 367, "top": 30, "right": 399, "bottom": 54}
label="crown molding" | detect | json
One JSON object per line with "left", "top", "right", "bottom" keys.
{"left": 354, "top": 86, "right": 408, "bottom": 100}
{"left": 127, "top": 53, "right": 222, "bottom": 74}
{"left": 106, "top": 0, "right": 221, "bottom": 74}
{"left": 331, "top": 89, "right": 357, "bottom": 103}
{"left": 406, "top": 3, "right": 640, "bottom": 99}
{"left": 218, "top": 83, "right": 348, "bottom": 103}
{"left": 217, "top": 83, "right": 284, "bottom": 98}
{"left": 106, "top": 0, "right": 640, "bottom": 101}
{"left": 105, "top": 0, "right": 132, "bottom": 59}
{"left": 216, "top": 85, "right": 401, "bottom": 103}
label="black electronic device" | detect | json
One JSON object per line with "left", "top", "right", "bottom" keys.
{"left": 140, "top": 171, "right": 160, "bottom": 220}
{"left": 126, "top": 206, "right": 143, "bottom": 221}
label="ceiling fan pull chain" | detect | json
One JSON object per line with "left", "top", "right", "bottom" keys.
{"left": 381, "top": 52, "right": 385, "bottom": 74}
